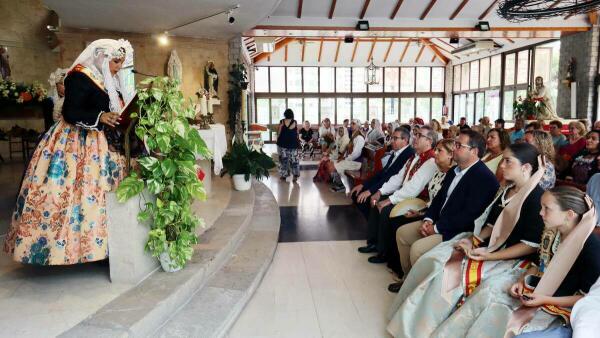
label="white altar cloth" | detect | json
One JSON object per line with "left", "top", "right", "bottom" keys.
{"left": 195, "top": 123, "right": 227, "bottom": 175}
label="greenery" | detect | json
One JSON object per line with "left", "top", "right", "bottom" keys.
{"left": 221, "top": 141, "right": 275, "bottom": 181}
{"left": 0, "top": 79, "right": 47, "bottom": 105}
{"left": 227, "top": 63, "right": 247, "bottom": 141}
{"left": 513, "top": 93, "right": 545, "bottom": 120}
{"left": 116, "top": 76, "right": 211, "bottom": 270}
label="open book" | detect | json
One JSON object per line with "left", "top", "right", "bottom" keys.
{"left": 117, "top": 92, "right": 138, "bottom": 132}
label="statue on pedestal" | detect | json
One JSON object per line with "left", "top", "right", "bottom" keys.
{"left": 531, "top": 76, "right": 559, "bottom": 120}
{"left": 0, "top": 46, "right": 11, "bottom": 80}
{"left": 204, "top": 61, "right": 219, "bottom": 99}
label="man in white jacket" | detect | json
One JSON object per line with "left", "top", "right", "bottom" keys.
{"left": 358, "top": 127, "right": 438, "bottom": 263}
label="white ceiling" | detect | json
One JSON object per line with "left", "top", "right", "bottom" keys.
{"left": 44, "top": 0, "right": 282, "bottom": 39}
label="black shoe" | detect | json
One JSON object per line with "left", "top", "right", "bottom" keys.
{"left": 358, "top": 244, "right": 377, "bottom": 254}
{"left": 388, "top": 281, "right": 404, "bottom": 293}
{"left": 280, "top": 176, "right": 287, "bottom": 181}
{"left": 368, "top": 254, "right": 387, "bottom": 264}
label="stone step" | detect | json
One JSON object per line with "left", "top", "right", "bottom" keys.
{"left": 59, "top": 181, "right": 260, "bottom": 338}
{"left": 153, "top": 181, "right": 280, "bottom": 337}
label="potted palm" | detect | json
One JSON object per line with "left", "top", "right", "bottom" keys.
{"left": 116, "top": 76, "right": 211, "bottom": 272}
{"left": 221, "top": 141, "right": 275, "bottom": 191}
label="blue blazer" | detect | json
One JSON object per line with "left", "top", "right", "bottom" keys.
{"left": 425, "top": 160, "right": 500, "bottom": 241}
{"left": 364, "top": 146, "right": 415, "bottom": 194}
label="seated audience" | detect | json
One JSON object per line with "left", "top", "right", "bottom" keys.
{"left": 594, "top": 120, "right": 600, "bottom": 130}
{"left": 313, "top": 126, "right": 350, "bottom": 182}
{"left": 495, "top": 118, "right": 505, "bottom": 130}
{"left": 588, "top": 174, "right": 600, "bottom": 228}
{"left": 366, "top": 119, "right": 385, "bottom": 145}
{"left": 358, "top": 127, "right": 438, "bottom": 264}
{"left": 384, "top": 121, "right": 400, "bottom": 145}
{"left": 318, "top": 118, "right": 336, "bottom": 152}
{"left": 361, "top": 120, "right": 370, "bottom": 134}
{"left": 510, "top": 118, "right": 526, "bottom": 143}
{"left": 549, "top": 120, "right": 568, "bottom": 148}
{"left": 432, "top": 186, "right": 599, "bottom": 338}
{"left": 430, "top": 119, "right": 444, "bottom": 141}
{"left": 343, "top": 118, "right": 351, "bottom": 137}
{"left": 387, "top": 144, "right": 545, "bottom": 338}
{"left": 330, "top": 119, "right": 365, "bottom": 192}
{"left": 458, "top": 117, "right": 469, "bottom": 129}
{"left": 447, "top": 125, "right": 459, "bottom": 139}
{"left": 299, "top": 120, "right": 316, "bottom": 154}
{"left": 350, "top": 127, "right": 414, "bottom": 220}
{"left": 525, "top": 121, "right": 541, "bottom": 132}
{"left": 440, "top": 116, "right": 451, "bottom": 129}
{"left": 557, "top": 121, "right": 587, "bottom": 174}
{"left": 393, "top": 130, "right": 499, "bottom": 278}
{"left": 566, "top": 129, "right": 600, "bottom": 185}
{"left": 523, "top": 130, "right": 557, "bottom": 190}
{"left": 478, "top": 116, "right": 492, "bottom": 136}
{"left": 482, "top": 128, "right": 510, "bottom": 183}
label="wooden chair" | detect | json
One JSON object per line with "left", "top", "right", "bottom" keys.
{"left": 345, "top": 144, "right": 386, "bottom": 186}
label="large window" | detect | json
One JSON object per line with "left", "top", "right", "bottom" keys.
{"left": 320, "top": 98, "right": 335, "bottom": 123}
{"left": 400, "top": 98, "right": 415, "bottom": 122}
{"left": 353, "top": 98, "right": 367, "bottom": 121}
{"left": 270, "top": 67, "right": 285, "bottom": 93}
{"left": 385, "top": 98, "right": 399, "bottom": 123}
{"left": 416, "top": 98, "right": 430, "bottom": 122}
{"left": 368, "top": 68, "right": 383, "bottom": 93}
{"left": 255, "top": 67, "right": 269, "bottom": 92}
{"left": 320, "top": 67, "right": 335, "bottom": 93}
{"left": 337, "top": 98, "right": 351, "bottom": 124}
{"left": 303, "top": 67, "right": 318, "bottom": 92}
{"left": 369, "top": 98, "right": 383, "bottom": 121}
{"left": 288, "top": 98, "right": 303, "bottom": 122}
{"left": 352, "top": 67, "right": 367, "bottom": 93}
{"left": 416, "top": 67, "right": 431, "bottom": 92}
{"left": 385, "top": 68, "right": 399, "bottom": 92}
{"left": 304, "top": 98, "right": 319, "bottom": 124}
{"left": 287, "top": 67, "right": 302, "bottom": 92}
{"left": 336, "top": 67, "right": 351, "bottom": 92}
{"left": 400, "top": 67, "right": 415, "bottom": 92}
{"left": 431, "top": 68, "right": 445, "bottom": 92}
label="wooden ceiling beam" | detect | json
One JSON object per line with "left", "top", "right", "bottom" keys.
{"left": 318, "top": 38, "right": 324, "bottom": 62}
{"left": 360, "top": 0, "right": 371, "bottom": 19}
{"left": 415, "top": 44, "right": 426, "bottom": 63}
{"left": 351, "top": 38, "right": 360, "bottom": 62}
{"left": 399, "top": 38, "right": 411, "bottom": 62}
{"left": 479, "top": 0, "right": 498, "bottom": 20}
{"left": 297, "top": 0, "right": 303, "bottom": 18}
{"left": 450, "top": 0, "right": 470, "bottom": 20}
{"left": 588, "top": 11, "right": 598, "bottom": 25}
{"left": 367, "top": 38, "right": 377, "bottom": 61}
{"left": 428, "top": 39, "right": 453, "bottom": 55}
{"left": 383, "top": 39, "right": 395, "bottom": 62}
{"left": 390, "top": 0, "right": 404, "bottom": 20}
{"left": 424, "top": 39, "right": 449, "bottom": 64}
{"left": 420, "top": 0, "right": 438, "bottom": 20}
{"left": 328, "top": 0, "right": 337, "bottom": 19}
{"left": 301, "top": 39, "right": 306, "bottom": 62}
{"left": 284, "top": 44, "right": 288, "bottom": 62}
{"left": 505, "top": 37, "right": 515, "bottom": 43}
{"left": 435, "top": 38, "right": 456, "bottom": 50}
{"left": 334, "top": 39, "right": 341, "bottom": 63}
{"left": 253, "top": 38, "right": 295, "bottom": 63}
{"left": 431, "top": 54, "right": 437, "bottom": 63}
{"left": 252, "top": 25, "right": 590, "bottom": 33}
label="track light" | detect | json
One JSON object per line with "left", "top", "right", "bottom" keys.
{"left": 157, "top": 31, "right": 169, "bottom": 46}
{"left": 227, "top": 10, "right": 235, "bottom": 24}
{"left": 476, "top": 21, "right": 490, "bottom": 31}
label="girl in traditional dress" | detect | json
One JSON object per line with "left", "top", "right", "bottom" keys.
{"left": 366, "top": 119, "right": 385, "bottom": 145}
{"left": 3, "top": 39, "right": 131, "bottom": 265}
{"left": 387, "top": 143, "right": 546, "bottom": 338}
{"left": 432, "top": 186, "right": 599, "bottom": 338}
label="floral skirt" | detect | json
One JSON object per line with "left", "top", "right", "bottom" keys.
{"left": 3, "top": 120, "right": 125, "bottom": 265}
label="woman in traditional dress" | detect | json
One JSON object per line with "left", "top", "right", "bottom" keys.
{"left": 366, "top": 119, "right": 385, "bottom": 145}
{"left": 387, "top": 143, "right": 546, "bottom": 338}
{"left": 482, "top": 128, "right": 511, "bottom": 184}
{"left": 523, "top": 130, "right": 556, "bottom": 190}
{"left": 313, "top": 126, "right": 349, "bottom": 182}
{"left": 3, "top": 39, "right": 131, "bottom": 265}
{"left": 432, "top": 186, "right": 599, "bottom": 338}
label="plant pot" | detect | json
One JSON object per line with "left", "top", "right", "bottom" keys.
{"left": 232, "top": 174, "right": 251, "bottom": 191}
{"left": 240, "top": 81, "right": 249, "bottom": 90}
{"left": 159, "top": 252, "right": 183, "bottom": 272}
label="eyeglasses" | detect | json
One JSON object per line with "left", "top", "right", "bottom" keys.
{"left": 416, "top": 133, "right": 432, "bottom": 140}
{"left": 454, "top": 141, "right": 473, "bottom": 149}
{"left": 391, "top": 136, "right": 403, "bottom": 141}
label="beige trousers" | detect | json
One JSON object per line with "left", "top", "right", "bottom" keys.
{"left": 396, "top": 220, "right": 443, "bottom": 276}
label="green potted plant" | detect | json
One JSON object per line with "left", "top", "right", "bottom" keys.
{"left": 116, "top": 76, "right": 211, "bottom": 272}
{"left": 227, "top": 63, "right": 247, "bottom": 142}
{"left": 221, "top": 141, "right": 275, "bottom": 191}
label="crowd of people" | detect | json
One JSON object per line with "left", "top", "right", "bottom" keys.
{"left": 275, "top": 112, "right": 600, "bottom": 338}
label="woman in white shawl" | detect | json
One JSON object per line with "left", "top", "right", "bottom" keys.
{"left": 330, "top": 126, "right": 350, "bottom": 161}
{"left": 387, "top": 143, "right": 547, "bottom": 338}
{"left": 366, "top": 119, "right": 385, "bottom": 145}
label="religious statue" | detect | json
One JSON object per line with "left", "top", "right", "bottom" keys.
{"left": 167, "top": 50, "right": 182, "bottom": 86}
{"left": 530, "top": 76, "right": 559, "bottom": 120}
{"left": 0, "top": 46, "right": 11, "bottom": 80}
{"left": 204, "top": 60, "right": 219, "bottom": 98}
{"left": 566, "top": 57, "right": 576, "bottom": 83}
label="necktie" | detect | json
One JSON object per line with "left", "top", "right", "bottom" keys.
{"left": 384, "top": 152, "right": 396, "bottom": 171}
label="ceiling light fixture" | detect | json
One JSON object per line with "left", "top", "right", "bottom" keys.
{"left": 476, "top": 21, "right": 490, "bottom": 31}
{"left": 159, "top": 4, "right": 240, "bottom": 42}
{"left": 364, "top": 58, "right": 380, "bottom": 86}
{"left": 356, "top": 20, "right": 370, "bottom": 31}
{"left": 157, "top": 31, "right": 169, "bottom": 46}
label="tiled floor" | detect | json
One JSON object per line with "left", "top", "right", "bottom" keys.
{"left": 0, "top": 160, "right": 26, "bottom": 235}
{"left": 230, "top": 154, "right": 395, "bottom": 338}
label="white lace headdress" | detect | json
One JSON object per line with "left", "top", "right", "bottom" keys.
{"left": 68, "top": 39, "right": 133, "bottom": 112}
{"left": 47, "top": 68, "right": 67, "bottom": 100}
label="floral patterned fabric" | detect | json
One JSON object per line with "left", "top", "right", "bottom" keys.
{"left": 3, "top": 120, "right": 124, "bottom": 265}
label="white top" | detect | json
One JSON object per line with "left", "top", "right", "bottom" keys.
{"left": 348, "top": 135, "right": 365, "bottom": 161}
{"left": 379, "top": 155, "right": 437, "bottom": 203}
{"left": 319, "top": 126, "right": 336, "bottom": 138}
{"left": 52, "top": 96, "right": 64, "bottom": 122}
{"left": 571, "top": 277, "right": 600, "bottom": 338}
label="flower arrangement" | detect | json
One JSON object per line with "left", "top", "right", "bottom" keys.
{"left": 513, "top": 94, "right": 545, "bottom": 120}
{"left": 0, "top": 79, "right": 47, "bottom": 104}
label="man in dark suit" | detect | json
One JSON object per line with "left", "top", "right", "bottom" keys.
{"left": 389, "top": 129, "right": 499, "bottom": 292}
{"left": 349, "top": 127, "right": 414, "bottom": 220}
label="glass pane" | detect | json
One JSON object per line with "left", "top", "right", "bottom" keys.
{"left": 368, "top": 68, "right": 383, "bottom": 92}
{"left": 416, "top": 67, "right": 431, "bottom": 92}
{"left": 516, "top": 89, "right": 527, "bottom": 102}
{"left": 400, "top": 67, "right": 415, "bottom": 92}
{"left": 431, "top": 67, "right": 445, "bottom": 92}
{"left": 320, "top": 67, "right": 335, "bottom": 93}
{"left": 384, "top": 67, "right": 399, "bottom": 92}
{"left": 400, "top": 98, "right": 415, "bottom": 123}
{"left": 475, "top": 92, "right": 485, "bottom": 123}
{"left": 416, "top": 98, "right": 431, "bottom": 123}
{"left": 255, "top": 67, "right": 269, "bottom": 92}
{"left": 459, "top": 94, "right": 467, "bottom": 121}
{"left": 453, "top": 95, "right": 460, "bottom": 121}
{"left": 384, "top": 98, "right": 399, "bottom": 123}
{"left": 271, "top": 98, "right": 287, "bottom": 124}
{"left": 352, "top": 98, "right": 367, "bottom": 122}
{"left": 287, "top": 98, "right": 303, "bottom": 122}
{"left": 453, "top": 65, "right": 461, "bottom": 92}
{"left": 270, "top": 67, "right": 285, "bottom": 92}
{"left": 304, "top": 98, "right": 319, "bottom": 124}
{"left": 320, "top": 98, "right": 335, "bottom": 123}
{"left": 517, "top": 50, "right": 529, "bottom": 84}
{"left": 337, "top": 98, "right": 351, "bottom": 125}
{"left": 304, "top": 67, "right": 319, "bottom": 92}
{"left": 479, "top": 58, "right": 490, "bottom": 88}
{"left": 490, "top": 55, "right": 501, "bottom": 87}
{"left": 352, "top": 67, "right": 367, "bottom": 92}
{"left": 485, "top": 89, "right": 500, "bottom": 122}
{"left": 431, "top": 98, "right": 443, "bottom": 122}
{"left": 256, "top": 98, "right": 270, "bottom": 124}
{"left": 504, "top": 54, "right": 515, "bottom": 86}
{"left": 466, "top": 93, "right": 474, "bottom": 125}
{"left": 369, "top": 98, "right": 383, "bottom": 121}
{"left": 286, "top": 67, "right": 302, "bottom": 92}
{"left": 470, "top": 61, "right": 479, "bottom": 90}
{"left": 336, "top": 67, "right": 351, "bottom": 92}
{"left": 461, "top": 63, "right": 470, "bottom": 91}
{"left": 503, "top": 91, "right": 514, "bottom": 121}
{"left": 534, "top": 41, "right": 560, "bottom": 113}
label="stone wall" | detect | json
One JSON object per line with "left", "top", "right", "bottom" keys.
{"left": 556, "top": 28, "right": 600, "bottom": 120}
{"left": 0, "top": 0, "right": 59, "bottom": 84}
